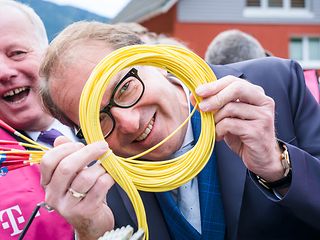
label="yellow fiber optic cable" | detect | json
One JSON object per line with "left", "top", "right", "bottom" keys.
{"left": 79, "top": 44, "right": 217, "bottom": 240}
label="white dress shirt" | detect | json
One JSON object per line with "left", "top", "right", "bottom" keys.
{"left": 170, "top": 78, "right": 202, "bottom": 233}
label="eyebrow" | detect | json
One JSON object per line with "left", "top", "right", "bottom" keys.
{"left": 6, "top": 43, "right": 30, "bottom": 51}
{"left": 109, "top": 67, "right": 134, "bottom": 93}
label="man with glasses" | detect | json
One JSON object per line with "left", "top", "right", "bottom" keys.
{"left": 40, "top": 21, "right": 320, "bottom": 240}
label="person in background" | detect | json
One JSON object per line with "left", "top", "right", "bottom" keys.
{"left": 205, "top": 29, "right": 267, "bottom": 65}
{"left": 40, "top": 21, "right": 320, "bottom": 240}
{"left": 205, "top": 29, "right": 320, "bottom": 104}
{"left": 0, "top": 0, "right": 77, "bottom": 239}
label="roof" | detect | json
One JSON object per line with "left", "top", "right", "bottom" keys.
{"left": 111, "top": 0, "right": 177, "bottom": 23}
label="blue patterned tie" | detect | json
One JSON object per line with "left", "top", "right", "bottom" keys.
{"left": 37, "top": 128, "right": 63, "bottom": 146}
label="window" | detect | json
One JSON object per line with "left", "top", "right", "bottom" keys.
{"left": 309, "top": 38, "right": 320, "bottom": 60}
{"left": 290, "top": 38, "right": 303, "bottom": 60}
{"left": 291, "top": 0, "right": 305, "bottom": 8}
{"left": 268, "top": 0, "right": 283, "bottom": 7}
{"left": 246, "top": 0, "right": 306, "bottom": 9}
{"left": 246, "top": 0, "right": 261, "bottom": 6}
{"left": 290, "top": 37, "right": 320, "bottom": 69}
{"left": 244, "top": 0, "right": 312, "bottom": 18}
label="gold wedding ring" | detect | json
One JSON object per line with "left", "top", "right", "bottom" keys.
{"left": 68, "top": 187, "right": 86, "bottom": 199}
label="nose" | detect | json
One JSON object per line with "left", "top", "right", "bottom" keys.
{"left": 111, "top": 107, "right": 140, "bottom": 134}
{"left": 0, "top": 56, "right": 18, "bottom": 83}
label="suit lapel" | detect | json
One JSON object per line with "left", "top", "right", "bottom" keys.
{"left": 215, "top": 142, "right": 246, "bottom": 240}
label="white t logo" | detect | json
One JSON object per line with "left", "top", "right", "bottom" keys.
{"left": 0, "top": 205, "right": 25, "bottom": 236}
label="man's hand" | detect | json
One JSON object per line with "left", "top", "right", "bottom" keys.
{"left": 40, "top": 137, "right": 115, "bottom": 240}
{"left": 191, "top": 75, "right": 284, "bottom": 182}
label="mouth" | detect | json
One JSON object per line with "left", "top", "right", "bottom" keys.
{"left": 2, "top": 87, "right": 31, "bottom": 103}
{"left": 135, "top": 115, "right": 155, "bottom": 142}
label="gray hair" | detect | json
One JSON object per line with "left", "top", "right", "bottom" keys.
{"left": 0, "top": 0, "right": 48, "bottom": 48}
{"left": 205, "top": 29, "right": 266, "bottom": 65}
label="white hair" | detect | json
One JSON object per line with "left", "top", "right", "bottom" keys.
{"left": 205, "top": 29, "right": 266, "bottom": 65}
{"left": 0, "top": 0, "right": 48, "bottom": 48}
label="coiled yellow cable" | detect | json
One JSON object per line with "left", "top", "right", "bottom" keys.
{"left": 79, "top": 44, "right": 217, "bottom": 240}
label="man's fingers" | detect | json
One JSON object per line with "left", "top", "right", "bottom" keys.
{"left": 69, "top": 163, "right": 107, "bottom": 196}
{"left": 195, "top": 75, "right": 244, "bottom": 97}
{"left": 84, "top": 173, "right": 115, "bottom": 205}
{"left": 41, "top": 141, "right": 84, "bottom": 186}
{"left": 195, "top": 76, "right": 268, "bottom": 112}
{"left": 214, "top": 101, "right": 272, "bottom": 123}
{"left": 47, "top": 141, "right": 109, "bottom": 195}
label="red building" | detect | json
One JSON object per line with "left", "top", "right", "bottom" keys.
{"left": 114, "top": 0, "right": 320, "bottom": 70}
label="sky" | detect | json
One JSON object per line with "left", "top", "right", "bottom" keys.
{"left": 44, "top": 0, "right": 130, "bottom": 18}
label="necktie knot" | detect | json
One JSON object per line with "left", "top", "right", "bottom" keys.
{"left": 37, "top": 128, "right": 63, "bottom": 146}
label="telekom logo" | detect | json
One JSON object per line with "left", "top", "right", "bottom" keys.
{"left": 0, "top": 205, "right": 25, "bottom": 236}
{"left": 0, "top": 205, "right": 42, "bottom": 236}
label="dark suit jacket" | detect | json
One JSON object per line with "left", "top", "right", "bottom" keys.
{"left": 107, "top": 57, "right": 320, "bottom": 239}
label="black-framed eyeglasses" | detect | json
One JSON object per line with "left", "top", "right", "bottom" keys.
{"left": 75, "top": 67, "right": 145, "bottom": 139}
